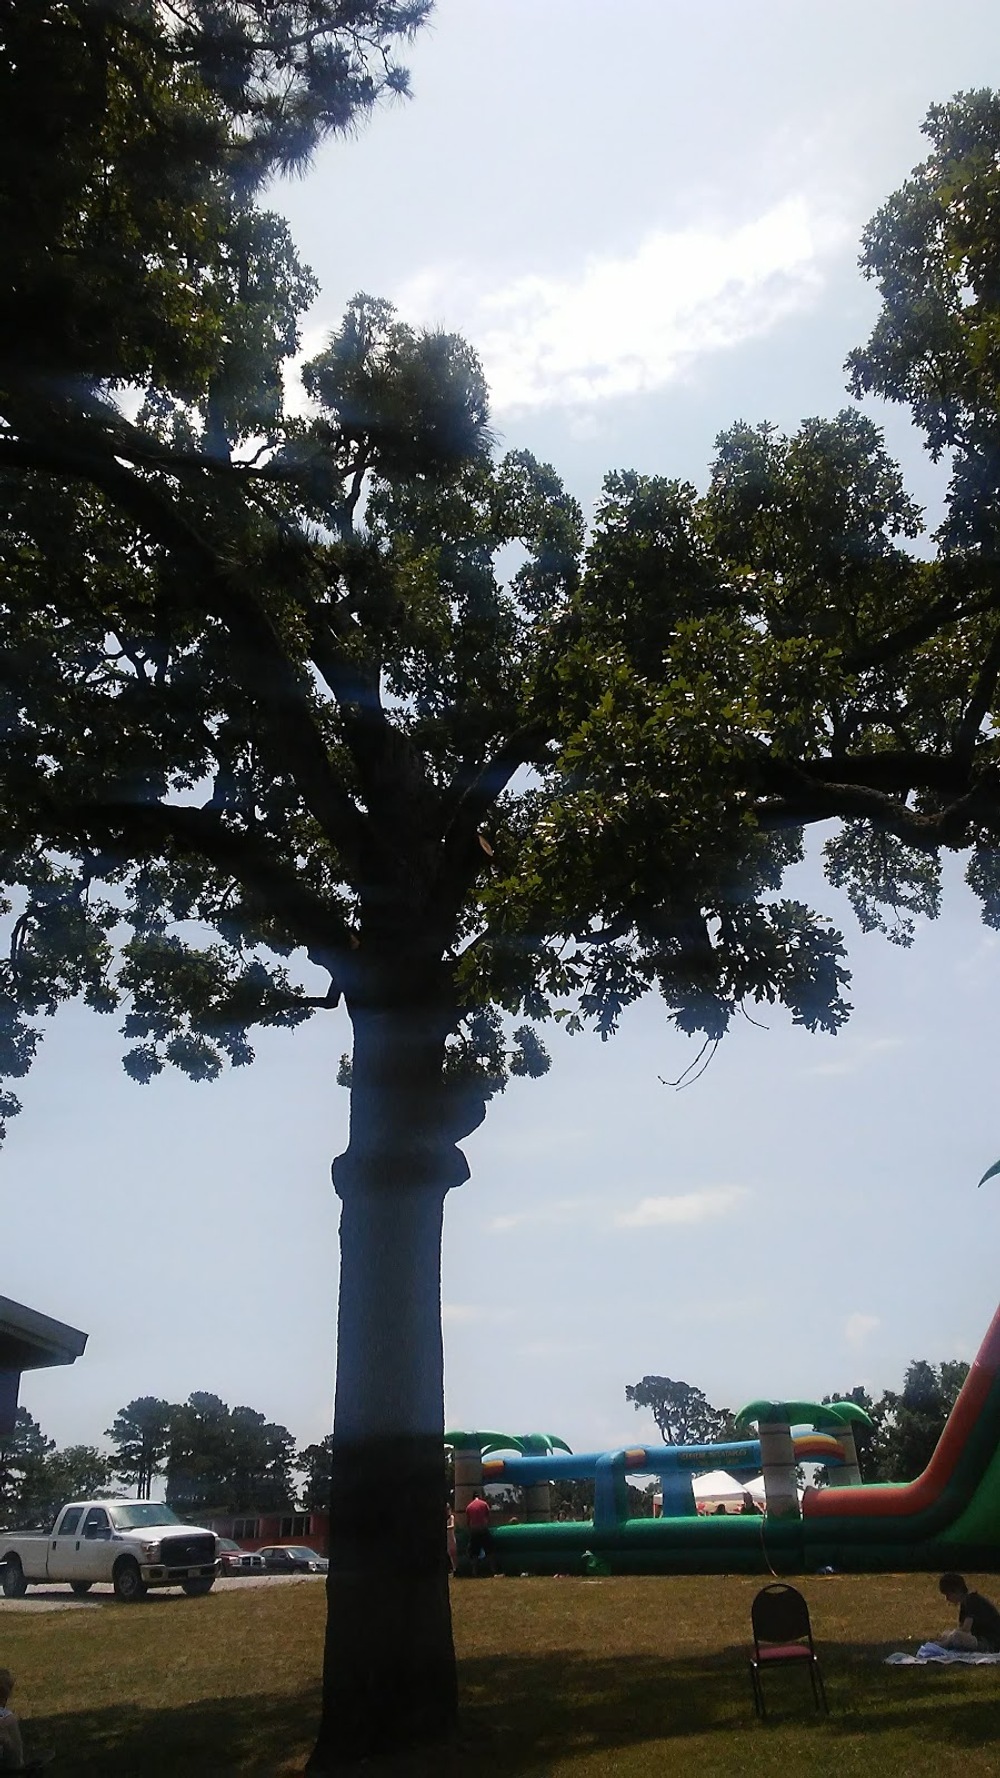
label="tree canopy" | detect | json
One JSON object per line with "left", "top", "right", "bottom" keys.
{"left": 1, "top": 1, "right": 428, "bottom": 402}
{"left": 0, "top": 1407, "right": 55, "bottom": 1521}
{"left": 104, "top": 1390, "right": 298, "bottom": 1513}
{"left": 8, "top": 20, "right": 1000, "bottom": 1761}
{"left": 105, "top": 1395, "right": 174, "bottom": 1499}
{"left": 624, "top": 1376, "right": 736, "bottom": 1447}
{"left": 163, "top": 1392, "right": 297, "bottom": 1515}
{"left": 299, "top": 1434, "right": 335, "bottom": 1510}
{"left": 0, "top": 1407, "right": 116, "bottom": 1527}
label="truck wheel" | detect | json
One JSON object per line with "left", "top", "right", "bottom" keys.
{"left": 113, "top": 1558, "right": 147, "bottom": 1602}
{"left": 181, "top": 1577, "right": 215, "bottom": 1597}
{"left": 70, "top": 1581, "right": 93, "bottom": 1596}
{"left": 2, "top": 1559, "right": 27, "bottom": 1599}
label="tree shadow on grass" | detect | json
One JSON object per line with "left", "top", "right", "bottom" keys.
{"left": 28, "top": 1686, "right": 323, "bottom": 1776}
{"left": 375, "top": 1643, "right": 1000, "bottom": 1775}
{"left": 22, "top": 1652, "right": 765, "bottom": 1776}
{"left": 29, "top": 1642, "right": 1000, "bottom": 1774}
{"left": 823, "top": 1639, "right": 1000, "bottom": 1744}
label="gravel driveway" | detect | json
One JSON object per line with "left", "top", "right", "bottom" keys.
{"left": 0, "top": 1573, "right": 324, "bottom": 1612}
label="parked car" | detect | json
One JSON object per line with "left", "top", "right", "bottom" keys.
{"left": 217, "top": 1538, "right": 246, "bottom": 1575}
{"left": 236, "top": 1551, "right": 266, "bottom": 1573}
{"left": 257, "top": 1545, "right": 328, "bottom": 1574}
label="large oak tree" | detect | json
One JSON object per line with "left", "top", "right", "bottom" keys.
{"left": 625, "top": 1378, "right": 735, "bottom": 1447}
{"left": 5, "top": 9, "right": 1000, "bottom": 1759}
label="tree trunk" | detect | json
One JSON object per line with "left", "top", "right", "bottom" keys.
{"left": 307, "top": 1003, "right": 475, "bottom": 1772}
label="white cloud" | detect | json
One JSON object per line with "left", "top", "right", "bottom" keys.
{"left": 803, "top": 1035, "right": 906, "bottom": 1079}
{"left": 614, "top": 1185, "right": 750, "bottom": 1228}
{"left": 394, "top": 197, "right": 845, "bottom": 412}
{"left": 487, "top": 1197, "right": 591, "bottom": 1234}
{"left": 489, "top": 1186, "right": 751, "bottom": 1234}
{"left": 442, "top": 1303, "right": 515, "bottom": 1326}
{"left": 845, "top": 1312, "right": 880, "bottom": 1351}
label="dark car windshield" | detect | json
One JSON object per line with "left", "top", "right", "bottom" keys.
{"left": 281, "top": 1548, "right": 322, "bottom": 1559}
{"left": 108, "top": 1504, "right": 183, "bottom": 1530}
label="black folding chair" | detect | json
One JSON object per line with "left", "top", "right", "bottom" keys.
{"left": 748, "top": 1583, "right": 828, "bottom": 1718}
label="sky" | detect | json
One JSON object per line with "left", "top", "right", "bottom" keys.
{"left": 11, "top": 0, "right": 1000, "bottom": 1473}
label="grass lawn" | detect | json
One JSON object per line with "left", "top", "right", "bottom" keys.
{"left": 2, "top": 1571, "right": 1000, "bottom": 1774}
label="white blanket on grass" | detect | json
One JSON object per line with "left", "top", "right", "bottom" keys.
{"left": 886, "top": 1643, "right": 1000, "bottom": 1665}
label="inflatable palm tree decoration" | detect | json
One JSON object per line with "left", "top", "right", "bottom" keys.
{"left": 444, "top": 1430, "right": 525, "bottom": 1455}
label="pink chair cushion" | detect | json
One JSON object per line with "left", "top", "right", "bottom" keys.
{"left": 756, "top": 1643, "right": 812, "bottom": 1661}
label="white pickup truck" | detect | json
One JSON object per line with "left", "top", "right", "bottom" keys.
{"left": 0, "top": 1500, "right": 219, "bottom": 1601}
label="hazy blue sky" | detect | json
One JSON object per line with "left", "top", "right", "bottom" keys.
{"left": 12, "top": 1, "right": 1000, "bottom": 1471}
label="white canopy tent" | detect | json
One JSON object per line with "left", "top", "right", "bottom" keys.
{"left": 691, "top": 1470, "right": 752, "bottom": 1513}
{"left": 650, "top": 1469, "right": 807, "bottom": 1515}
{"left": 743, "top": 1474, "right": 805, "bottom": 1507}
{"left": 653, "top": 1469, "right": 757, "bottom": 1515}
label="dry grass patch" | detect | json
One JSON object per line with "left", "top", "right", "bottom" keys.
{"left": 1, "top": 1571, "right": 1000, "bottom": 1773}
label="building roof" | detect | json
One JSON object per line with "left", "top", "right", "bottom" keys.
{"left": 0, "top": 1295, "right": 88, "bottom": 1372}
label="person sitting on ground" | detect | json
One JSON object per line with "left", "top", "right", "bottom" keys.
{"left": 0, "top": 1668, "right": 54, "bottom": 1770}
{"left": 935, "top": 1573, "right": 1000, "bottom": 1651}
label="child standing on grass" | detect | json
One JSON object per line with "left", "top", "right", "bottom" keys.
{"left": 0, "top": 1669, "right": 53, "bottom": 1771}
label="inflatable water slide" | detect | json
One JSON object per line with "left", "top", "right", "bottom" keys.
{"left": 454, "top": 1302, "right": 1000, "bottom": 1576}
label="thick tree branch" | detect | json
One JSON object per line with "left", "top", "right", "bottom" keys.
{"left": 843, "top": 563, "right": 1000, "bottom": 673}
{"left": 443, "top": 724, "right": 552, "bottom": 833}
{"left": 842, "top": 593, "right": 966, "bottom": 671}
{"left": 40, "top": 795, "right": 352, "bottom": 978}
{"left": 293, "top": 578, "right": 449, "bottom": 876}
{"left": 760, "top": 750, "right": 978, "bottom": 797}
{"left": 955, "top": 620, "right": 1000, "bottom": 759}
{"left": 433, "top": 724, "right": 553, "bottom": 920}
{"left": 754, "top": 769, "right": 1000, "bottom": 850}
{"left": 0, "top": 431, "right": 368, "bottom": 876}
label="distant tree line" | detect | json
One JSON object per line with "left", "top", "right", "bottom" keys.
{"left": 0, "top": 1393, "right": 335, "bottom": 1527}
{"left": 0, "top": 1411, "right": 115, "bottom": 1526}
{"left": 626, "top": 1360, "right": 971, "bottom": 1485}
{"left": 0, "top": 1355, "right": 967, "bottom": 1529}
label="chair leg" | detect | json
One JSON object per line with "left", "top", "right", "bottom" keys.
{"left": 813, "top": 1660, "right": 828, "bottom": 1714}
{"left": 749, "top": 1661, "right": 765, "bottom": 1719}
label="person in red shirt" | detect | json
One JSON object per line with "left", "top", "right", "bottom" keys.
{"left": 465, "top": 1493, "right": 493, "bottom": 1576}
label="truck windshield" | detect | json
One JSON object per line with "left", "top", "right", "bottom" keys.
{"left": 108, "top": 1504, "right": 183, "bottom": 1530}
